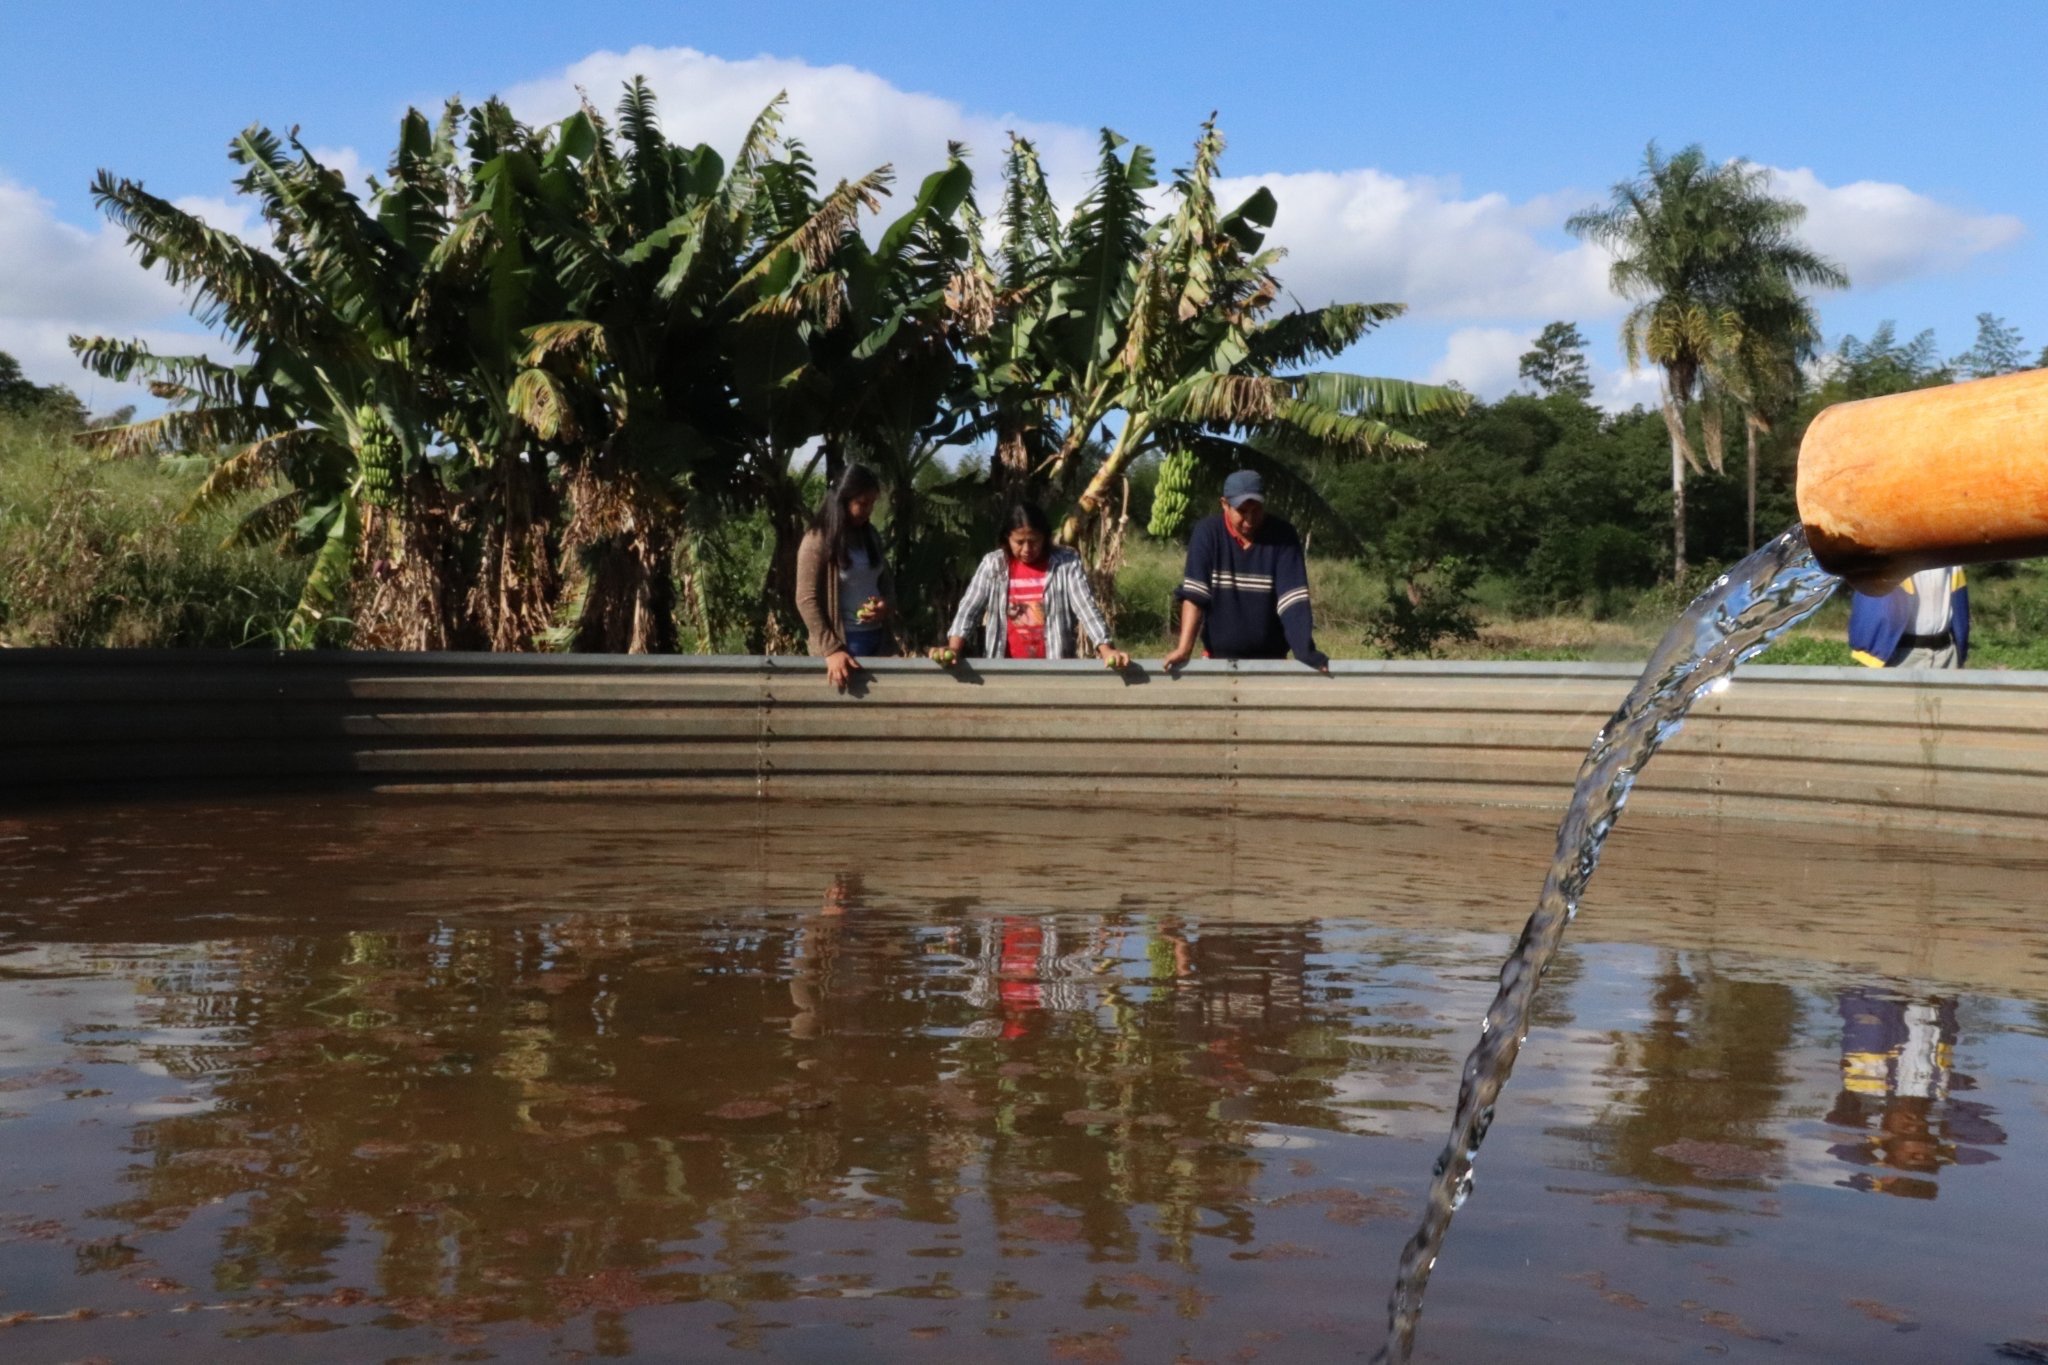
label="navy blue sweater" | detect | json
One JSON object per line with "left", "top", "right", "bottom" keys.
{"left": 1173, "top": 513, "right": 1327, "bottom": 667}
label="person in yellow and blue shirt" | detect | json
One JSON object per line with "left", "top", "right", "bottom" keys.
{"left": 1846, "top": 566, "right": 1969, "bottom": 669}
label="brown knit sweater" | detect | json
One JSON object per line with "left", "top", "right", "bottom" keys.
{"left": 795, "top": 526, "right": 901, "bottom": 656}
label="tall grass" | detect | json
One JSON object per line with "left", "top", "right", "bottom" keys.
{"left": 0, "top": 413, "right": 307, "bottom": 648}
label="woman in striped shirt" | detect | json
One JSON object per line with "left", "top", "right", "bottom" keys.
{"left": 939, "top": 504, "right": 1128, "bottom": 666}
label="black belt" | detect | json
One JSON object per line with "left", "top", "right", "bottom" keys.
{"left": 1898, "top": 630, "right": 1953, "bottom": 649}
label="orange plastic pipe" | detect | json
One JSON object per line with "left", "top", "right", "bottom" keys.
{"left": 1798, "top": 366, "right": 2048, "bottom": 583}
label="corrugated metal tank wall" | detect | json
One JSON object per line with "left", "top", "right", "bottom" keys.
{"left": 6, "top": 653, "right": 2045, "bottom": 836}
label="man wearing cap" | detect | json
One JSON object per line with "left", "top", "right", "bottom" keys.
{"left": 1163, "top": 470, "right": 1329, "bottom": 672}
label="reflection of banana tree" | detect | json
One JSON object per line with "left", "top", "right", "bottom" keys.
{"left": 90, "top": 906, "right": 1369, "bottom": 1335}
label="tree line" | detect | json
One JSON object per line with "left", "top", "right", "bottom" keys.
{"left": 67, "top": 82, "right": 1463, "bottom": 653}
{"left": 34, "top": 108, "right": 2040, "bottom": 658}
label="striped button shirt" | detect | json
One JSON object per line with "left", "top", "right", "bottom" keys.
{"left": 947, "top": 547, "right": 1116, "bottom": 658}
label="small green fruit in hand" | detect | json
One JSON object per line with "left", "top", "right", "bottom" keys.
{"left": 930, "top": 647, "right": 958, "bottom": 667}
{"left": 855, "top": 595, "right": 887, "bottom": 625}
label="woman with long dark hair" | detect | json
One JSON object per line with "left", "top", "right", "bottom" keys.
{"left": 796, "top": 464, "right": 899, "bottom": 690}
{"left": 939, "top": 503, "right": 1127, "bottom": 666}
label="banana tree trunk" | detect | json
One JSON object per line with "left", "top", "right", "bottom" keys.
{"left": 353, "top": 480, "right": 470, "bottom": 651}
{"left": 1055, "top": 416, "right": 1148, "bottom": 555}
{"left": 474, "top": 452, "right": 558, "bottom": 652}
{"left": 563, "top": 462, "right": 680, "bottom": 655}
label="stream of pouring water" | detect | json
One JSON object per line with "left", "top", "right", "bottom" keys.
{"left": 1372, "top": 525, "right": 1841, "bottom": 1364}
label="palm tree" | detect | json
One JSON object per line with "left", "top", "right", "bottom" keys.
{"left": 1721, "top": 283, "right": 1825, "bottom": 553}
{"left": 1568, "top": 144, "right": 1844, "bottom": 580}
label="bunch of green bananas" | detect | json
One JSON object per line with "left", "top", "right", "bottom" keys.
{"left": 355, "top": 404, "right": 403, "bottom": 508}
{"left": 1147, "top": 448, "right": 1198, "bottom": 539}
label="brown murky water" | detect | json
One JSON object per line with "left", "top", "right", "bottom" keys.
{"left": 2, "top": 794, "right": 2047, "bottom": 1363}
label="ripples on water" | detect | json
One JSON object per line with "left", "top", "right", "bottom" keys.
{"left": 1, "top": 786, "right": 2046, "bottom": 1360}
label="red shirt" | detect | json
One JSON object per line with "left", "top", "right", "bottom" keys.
{"left": 1004, "top": 558, "right": 1049, "bottom": 658}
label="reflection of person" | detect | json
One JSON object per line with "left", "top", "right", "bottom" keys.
{"left": 1163, "top": 470, "right": 1328, "bottom": 672}
{"left": 1824, "top": 990, "right": 2004, "bottom": 1199}
{"left": 995, "top": 917, "right": 1045, "bottom": 1040}
{"left": 1847, "top": 567, "right": 1969, "bottom": 669}
{"left": 941, "top": 503, "right": 1126, "bottom": 665}
{"left": 790, "top": 873, "right": 891, "bottom": 1040}
{"left": 797, "top": 464, "right": 901, "bottom": 691}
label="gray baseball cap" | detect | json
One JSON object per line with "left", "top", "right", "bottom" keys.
{"left": 1222, "top": 469, "right": 1265, "bottom": 507}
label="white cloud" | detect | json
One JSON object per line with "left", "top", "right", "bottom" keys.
{"left": 1426, "top": 326, "right": 1538, "bottom": 398}
{"left": 0, "top": 179, "right": 182, "bottom": 330}
{"left": 1591, "top": 362, "right": 1663, "bottom": 413}
{"left": 0, "top": 178, "right": 226, "bottom": 410}
{"left": 1219, "top": 170, "right": 1621, "bottom": 322}
{"left": 1764, "top": 166, "right": 2025, "bottom": 289}
{"left": 499, "top": 47, "right": 2020, "bottom": 336}
{"left": 502, "top": 46, "right": 1101, "bottom": 207}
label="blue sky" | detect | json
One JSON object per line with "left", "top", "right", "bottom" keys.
{"left": 3, "top": 0, "right": 2042, "bottom": 411}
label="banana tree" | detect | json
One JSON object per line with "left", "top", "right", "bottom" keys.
{"left": 1042, "top": 120, "right": 1466, "bottom": 555}
{"left": 72, "top": 123, "right": 470, "bottom": 649}
{"left": 729, "top": 146, "right": 985, "bottom": 637}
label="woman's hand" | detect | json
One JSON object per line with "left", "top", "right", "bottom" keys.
{"left": 825, "top": 649, "right": 859, "bottom": 691}
{"left": 854, "top": 595, "right": 889, "bottom": 626}
{"left": 928, "top": 646, "right": 960, "bottom": 668}
{"left": 1096, "top": 643, "right": 1130, "bottom": 670}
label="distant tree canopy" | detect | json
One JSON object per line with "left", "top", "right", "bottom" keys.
{"left": 1950, "top": 312, "right": 2029, "bottom": 380}
{"left": 1517, "top": 322, "right": 1593, "bottom": 401}
{"left": 0, "top": 351, "right": 88, "bottom": 426}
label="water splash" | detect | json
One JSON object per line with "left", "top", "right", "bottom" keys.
{"left": 1372, "top": 525, "right": 1840, "bottom": 1363}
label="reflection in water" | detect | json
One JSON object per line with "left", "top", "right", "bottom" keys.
{"left": 1581, "top": 957, "right": 1801, "bottom": 1197}
{"left": 0, "top": 796, "right": 2045, "bottom": 1361}
{"left": 1825, "top": 990, "right": 2005, "bottom": 1199}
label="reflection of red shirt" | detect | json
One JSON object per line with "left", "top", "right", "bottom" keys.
{"left": 1005, "top": 558, "right": 1049, "bottom": 658}
{"left": 998, "top": 918, "right": 1042, "bottom": 1039}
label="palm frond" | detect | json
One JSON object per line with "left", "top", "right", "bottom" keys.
{"left": 221, "top": 488, "right": 306, "bottom": 549}
{"left": 509, "top": 366, "right": 580, "bottom": 440}
{"left": 77, "top": 404, "right": 292, "bottom": 461}
{"left": 90, "top": 171, "right": 336, "bottom": 352}
{"left": 724, "top": 167, "right": 892, "bottom": 302}
{"left": 68, "top": 336, "right": 251, "bottom": 408}
{"left": 1245, "top": 303, "right": 1404, "bottom": 370}
{"left": 183, "top": 427, "right": 333, "bottom": 519}
{"left": 523, "top": 319, "right": 610, "bottom": 365}
{"left": 1290, "top": 372, "right": 1469, "bottom": 420}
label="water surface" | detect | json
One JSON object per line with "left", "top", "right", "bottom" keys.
{"left": 2, "top": 795, "right": 2046, "bottom": 1362}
